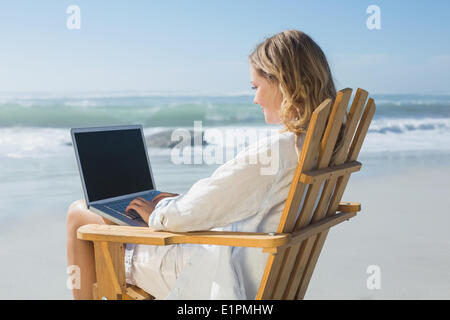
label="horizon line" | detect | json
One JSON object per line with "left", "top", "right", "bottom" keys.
{"left": 0, "top": 90, "right": 450, "bottom": 98}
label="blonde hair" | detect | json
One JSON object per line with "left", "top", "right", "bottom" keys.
{"left": 249, "top": 29, "right": 344, "bottom": 161}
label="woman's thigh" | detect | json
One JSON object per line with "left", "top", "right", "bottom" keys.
{"left": 127, "top": 244, "right": 197, "bottom": 299}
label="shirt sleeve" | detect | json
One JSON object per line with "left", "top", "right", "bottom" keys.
{"left": 148, "top": 135, "right": 282, "bottom": 232}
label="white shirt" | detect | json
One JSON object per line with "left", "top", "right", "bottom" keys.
{"left": 128, "top": 130, "right": 304, "bottom": 299}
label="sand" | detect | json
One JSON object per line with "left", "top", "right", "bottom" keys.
{"left": 0, "top": 158, "right": 449, "bottom": 299}
{"left": 306, "top": 166, "right": 450, "bottom": 299}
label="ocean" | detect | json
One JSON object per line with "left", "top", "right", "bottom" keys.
{"left": 0, "top": 93, "right": 450, "bottom": 220}
{"left": 1, "top": 93, "right": 450, "bottom": 156}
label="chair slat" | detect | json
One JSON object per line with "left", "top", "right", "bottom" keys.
{"left": 277, "top": 98, "right": 333, "bottom": 233}
{"left": 294, "top": 89, "right": 353, "bottom": 230}
{"left": 278, "top": 88, "right": 353, "bottom": 299}
{"left": 264, "top": 89, "right": 350, "bottom": 299}
{"left": 285, "top": 88, "right": 369, "bottom": 299}
{"left": 256, "top": 97, "right": 332, "bottom": 299}
{"left": 295, "top": 95, "right": 375, "bottom": 299}
{"left": 348, "top": 98, "right": 376, "bottom": 161}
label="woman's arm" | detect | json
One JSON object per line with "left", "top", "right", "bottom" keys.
{"left": 147, "top": 136, "right": 283, "bottom": 232}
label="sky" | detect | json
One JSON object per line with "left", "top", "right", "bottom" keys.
{"left": 0, "top": 0, "right": 449, "bottom": 95}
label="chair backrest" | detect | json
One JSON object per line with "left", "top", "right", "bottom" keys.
{"left": 256, "top": 88, "right": 376, "bottom": 299}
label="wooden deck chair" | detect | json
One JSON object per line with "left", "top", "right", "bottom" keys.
{"left": 77, "top": 87, "right": 376, "bottom": 300}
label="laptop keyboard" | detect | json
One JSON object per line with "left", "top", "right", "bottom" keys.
{"left": 103, "top": 190, "right": 161, "bottom": 220}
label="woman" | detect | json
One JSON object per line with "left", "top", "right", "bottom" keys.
{"left": 66, "top": 29, "right": 338, "bottom": 299}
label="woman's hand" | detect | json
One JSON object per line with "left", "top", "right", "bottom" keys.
{"left": 126, "top": 192, "right": 179, "bottom": 225}
{"left": 125, "top": 197, "right": 156, "bottom": 224}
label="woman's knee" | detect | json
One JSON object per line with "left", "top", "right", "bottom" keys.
{"left": 69, "top": 199, "right": 86, "bottom": 213}
{"left": 67, "top": 200, "right": 85, "bottom": 230}
{"left": 66, "top": 199, "right": 99, "bottom": 232}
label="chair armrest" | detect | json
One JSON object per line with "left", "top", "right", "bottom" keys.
{"left": 300, "top": 161, "right": 362, "bottom": 184}
{"left": 77, "top": 201, "right": 360, "bottom": 251}
{"left": 263, "top": 211, "right": 358, "bottom": 253}
{"left": 337, "top": 201, "right": 360, "bottom": 213}
{"left": 290, "top": 211, "right": 357, "bottom": 244}
{"left": 77, "top": 225, "right": 290, "bottom": 249}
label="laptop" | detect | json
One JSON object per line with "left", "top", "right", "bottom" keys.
{"left": 71, "top": 125, "right": 162, "bottom": 227}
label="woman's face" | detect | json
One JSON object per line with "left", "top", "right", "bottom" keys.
{"left": 250, "top": 65, "right": 283, "bottom": 124}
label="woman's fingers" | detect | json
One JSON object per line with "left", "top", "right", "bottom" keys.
{"left": 128, "top": 195, "right": 171, "bottom": 210}
{"left": 152, "top": 194, "right": 166, "bottom": 202}
{"left": 158, "top": 192, "right": 179, "bottom": 197}
{"left": 125, "top": 200, "right": 153, "bottom": 224}
{"left": 126, "top": 201, "right": 146, "bottom": 213}
{"left": 126, "top": 198, "right": 155, "bottom": 215}
{"left": 137, "top": 197, "right": 153, "bottom": 205}
{"left": 127, "top": 197, "right": 149, "bottom": 208}
{"left": 125, "top": 203, "right": 141, "bottom": 213}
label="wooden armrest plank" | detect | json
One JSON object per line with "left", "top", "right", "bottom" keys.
{"left": 263, "top": 211, "right": 357, "bottom": 253}
{"left": 337, "top": 201, "right": 361, "bottom": 213}
{"left": 290, "top": 211, "right": 356, "bottom": 244}
{"left": 299, "top": 161, "right": 362, "bottom": 184}
{"left": 77, "top": 225, "right": 290, "bottom": 248}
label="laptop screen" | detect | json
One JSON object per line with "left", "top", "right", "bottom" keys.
{"left": 73, "top": 128, "right": 154, "bottom": 202}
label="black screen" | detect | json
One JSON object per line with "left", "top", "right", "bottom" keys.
{"left": 74, "top": 128, "right": 154, "bottom": 202}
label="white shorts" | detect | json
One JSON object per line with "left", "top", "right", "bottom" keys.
{"left": 125, "top": 243, "right": 196, "bottom": 299}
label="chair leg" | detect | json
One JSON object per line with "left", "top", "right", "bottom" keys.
{"left": 93, "top": 241, "right": 126, "bottom": 300}
{"left": 92, "top": 283, "right": 99, "bottom": 300}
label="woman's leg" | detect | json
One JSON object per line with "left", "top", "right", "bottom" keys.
{"left": 66, "top": 199, "right": 105, "bottom": 300}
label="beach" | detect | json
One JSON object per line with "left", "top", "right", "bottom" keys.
{"left": 0, "top": 94, "right": 449, "bottom": 299}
